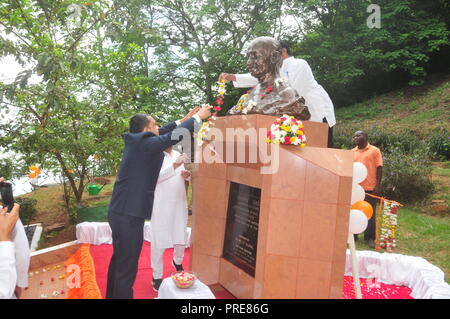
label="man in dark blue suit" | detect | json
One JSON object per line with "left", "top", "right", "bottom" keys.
{"left": 106, "top": 106, "right": 211, "bottom": 299}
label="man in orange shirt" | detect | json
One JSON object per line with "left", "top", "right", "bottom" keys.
{"left": 352, "top": 131, "right": 383, "bottom": 248}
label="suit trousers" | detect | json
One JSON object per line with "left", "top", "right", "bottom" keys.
{"left": 106, "top": 212, "right": 145, "bottom": 299}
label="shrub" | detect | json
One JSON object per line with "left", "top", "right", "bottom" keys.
{"left": 14, "top": 197, "right": 37, "bottom": 226}
{"left": 428, "top": 128, "right": 450, "bottom": 161}
{"left": 381, "top": 146, "right": 435, "bottom": 204}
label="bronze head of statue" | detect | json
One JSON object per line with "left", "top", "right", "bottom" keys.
{"left": 228, "top": 37, "right": 310, "bottom": 120}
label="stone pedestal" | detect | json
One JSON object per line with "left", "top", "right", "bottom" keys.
{"left": 190, "top": 114, "right": 353, "bottom": 299}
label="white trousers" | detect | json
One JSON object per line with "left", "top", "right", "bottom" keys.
{"left": 151, "top": 245, "right": 185, "bottom": 280}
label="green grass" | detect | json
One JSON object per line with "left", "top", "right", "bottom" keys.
{"left": 433, "top": 166, "right": 450, "bottom": 177}
{"left": 335, "top": 76, "right": 450, "bottom": 135}
{"left": 356, "top": 207, "right": 450, "bottom": 283}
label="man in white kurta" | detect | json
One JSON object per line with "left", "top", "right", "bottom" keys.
{"left": 149, "top": 147, "right": 190, "bottom": 289}
{"left": 220, "top": 41, "right": 336, "bottom": 146}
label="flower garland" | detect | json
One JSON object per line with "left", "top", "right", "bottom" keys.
{"left": 236, "top": 85, "right": 273, "bottom": 114}
{"left": 266, "top": 114, "right": 306, "bottom": 147}
{"left": 195, "top": 80, "right": 226, "bottom": 146}
{"left": 378, "top": 201, "right": 398, "bottom": 252}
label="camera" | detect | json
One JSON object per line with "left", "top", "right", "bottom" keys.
{"left": 0, "top": 181, "right": 14, "bottom": 212}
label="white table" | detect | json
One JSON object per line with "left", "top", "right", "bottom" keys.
{"left": 156, "top": 277, "right": 216, "bottom": 299}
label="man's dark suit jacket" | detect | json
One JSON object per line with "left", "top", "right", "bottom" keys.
{"left": 108, "top": 118, "right": 196, "bottom": 219}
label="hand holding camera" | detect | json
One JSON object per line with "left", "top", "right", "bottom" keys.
{"left": 0, "top": 203, "right": 20, "bottom": 242}
{"left": 0, "top": 178, "right": 14, "bottom": 212}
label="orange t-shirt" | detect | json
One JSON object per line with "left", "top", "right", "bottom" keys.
{"left": 353, "top": 143, "right": 383, "bottom": 191}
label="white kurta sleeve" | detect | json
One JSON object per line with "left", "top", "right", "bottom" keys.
{"left": 157, "top": 162, "right": 176, "bottom": 185}
{"left": 233, "top": 73, "right": 258, "bottom": 88}
{"left": 288, "top": 59, "right": 325, "bottom": 123}
{"left": 0, "top": 241, "right": 17, "bottom": 299}
{"left": 288, "top": 59, "right": 336, "bottom": 126}
{"left": 12, "top": 219, "right": 30, "bottom": 288}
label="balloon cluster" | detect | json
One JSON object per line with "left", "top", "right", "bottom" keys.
{"left": 28, "top": 165, "right": 41, "bottom": 179}
{"left": 348, "top": 162, "right": 373, "bottom": 234}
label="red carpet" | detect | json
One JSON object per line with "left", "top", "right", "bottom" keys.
{"left": 89, "top": 243, "right": 413, "bottom": 299}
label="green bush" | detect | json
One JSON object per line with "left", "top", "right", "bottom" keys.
{"left": 334, "top": 126, "right": 437, "bottom": 204}
{"left": 428, "top": 128, "right": 450, "bottom": 161}
{"left": 15, "top": 197, "right": 37, "bottom": 226}
{"left": 381, "top": 146, "right": 435, "bottom": 204}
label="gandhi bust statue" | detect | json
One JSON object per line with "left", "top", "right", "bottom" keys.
{"left": 228, "top": 37, "right": 310, "bottom": 120}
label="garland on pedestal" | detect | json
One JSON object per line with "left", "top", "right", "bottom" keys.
{"left": 377, "top": 201, "right": 398, "bottom": 252}
{"left": 368, "top": 194, "right": 402, "bottom": 253}
{"left": 195, "top": 80, "right": 226, "bottom": 146}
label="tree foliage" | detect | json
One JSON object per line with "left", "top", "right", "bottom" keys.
{"left": 0, "top": 0, "right": 150, "bottom": 207}
{"left": 0, "top": 0, "right": 448, "bottom": 211}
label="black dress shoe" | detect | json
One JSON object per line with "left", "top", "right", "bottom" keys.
{"left": 152, "top": 278, "right": 162, "bottom": 292}
{"left": 173, "top": 260, "right": 184, "bottom": 272}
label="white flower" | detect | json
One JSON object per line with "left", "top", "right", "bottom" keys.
{"left": 291, "top": 125, "right": 298, "bottom": 133}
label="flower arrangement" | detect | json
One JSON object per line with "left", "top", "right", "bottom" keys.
{"left": 195, "top": 80, "right": 226, "bottom": 146}
{"left": 377, "top": 201, "right": 398, "bottom": 252}
{"left": 266, "top": 114, "right": 306, "bottom": 147}
{"left": 171, "top": 271, "right": 197, "bottom": 289}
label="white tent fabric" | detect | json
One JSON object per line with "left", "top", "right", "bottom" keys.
{"left": 345, "top": 249, "right": 450, "bottom": 299}
{"left": 76, "top": 222, "right": 191, "bottom": 248}
{"left": 75, "top": 222, "right": 450, "bottom": 299}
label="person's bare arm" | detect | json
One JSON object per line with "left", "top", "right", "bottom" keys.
{"left": 374, "top": 166, "right": 383, "bottom": 195}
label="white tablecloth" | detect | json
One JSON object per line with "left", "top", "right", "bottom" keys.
{"left": 156, "top": 277, "right": 215, "bottom": 299}
{"left": 76, "top": 222, "right": 191, "bottom": 247}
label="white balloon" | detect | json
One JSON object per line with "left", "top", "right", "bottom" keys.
{"left": 351, "top": 184, "right": 365, "bottom": 204}
{"left": 349, "top": 209, "right": 368, "bottom": 234}
{"left": 353, "top": 162, "right": 368, "bottom": 184}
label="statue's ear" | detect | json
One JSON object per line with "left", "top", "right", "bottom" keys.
{"left": 270, "top": 50, "right": 282, "bottom": 64}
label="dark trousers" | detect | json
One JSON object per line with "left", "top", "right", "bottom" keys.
{"left": 106, "top": 212, "right": 145, "bottom": 299}
{"left": 364, "top": 191, "right": 378, "bottom": 241}
{"left": 355, "top": 191, "right": 378, "bottom": 242}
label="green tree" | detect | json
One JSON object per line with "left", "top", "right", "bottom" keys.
{"left": 290, "top": 0, "right": 450, "bottom": 106}
{"left": 0, "top": 0, "right": 150, "bottom": 213}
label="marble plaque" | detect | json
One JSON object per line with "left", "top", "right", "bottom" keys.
{"left": 223, "top": 182, "right": 261, "bottom": 277}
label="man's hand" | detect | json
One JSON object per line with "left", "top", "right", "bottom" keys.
{"left": 0, "top": 203, "right": 19, "bottom": 242}
{"left": 219, "top": 73, "right": 236, "bottom": 82}
{"left": 180, "top": 106, "right": 201, "bottom": 123}
{"left": 181, "top": 170, "right": 191, "bottom": 180}
{"left": 173, "top": 153, "right": 186, "bottom": 170}
{"left": 195, "top": 105, "right": 213, "bottom": 120}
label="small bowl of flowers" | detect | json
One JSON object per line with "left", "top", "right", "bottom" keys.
{"left": 171, "top": 271, "right": 197, "bottom": 289}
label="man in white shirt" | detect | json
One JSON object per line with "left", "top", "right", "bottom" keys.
{"left": 0, "top": 203, "right": 20, "bottom": 299}
{"left": 220, "top": 41, "right": 336, "bottom": 147}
